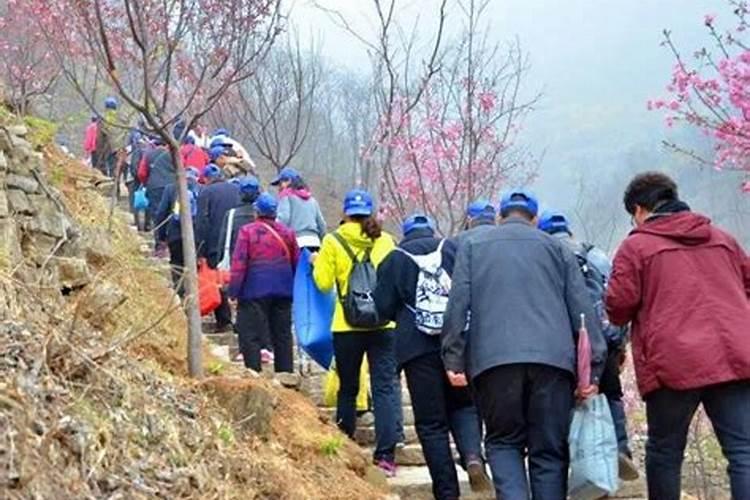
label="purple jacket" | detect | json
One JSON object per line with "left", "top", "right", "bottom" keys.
{"left": 228, "top": 219, "right": 300, "bottom": 301}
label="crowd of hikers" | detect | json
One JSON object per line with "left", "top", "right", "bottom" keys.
{"left": 84, "top": 97, "right": 749, "bottom": 500}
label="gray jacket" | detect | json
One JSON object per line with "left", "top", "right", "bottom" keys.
{"left": 441, "top": 217, "right": 607, "bottom": 384}
{"left": 277, "top": 193, "right": 327, "bottom": 245}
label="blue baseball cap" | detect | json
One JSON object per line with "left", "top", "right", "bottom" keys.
{"left": 466, "top": 199, "right": 496, "bottom": 220}
{"left": 343, "top": 189, "right": 374, "bottom": 217}
{"left": 212, "top": 128, "right": 230, "bottom": 137}
{"left": 210, "top": 136, "right": 233, "bottom": 149}
{"left": 499, "top": 188, "right": 539, "bottom": 217}
{"left": 203, "top": 164, "right": 222, "bottom": 180}
{"left": 402, "top": 213, "right": 435, "bottom": 236}
{"left": 538, "top": 210, "right": 571, "bottom": 235}
{"left": 104, "top": 96, "right": 119, "bottom": 110}
{"left": 208, "top": 146, "right": 227, "bottom": 161}
{"left": 254, "top": 192, "right": 278, "bottom": 217}
{"left": 270, "top": 167, "right": 300, "bottom": 186}
{"left": 237, "top": 175, "right": 260, "bottom": 194}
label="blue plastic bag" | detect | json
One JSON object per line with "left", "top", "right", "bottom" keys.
{"left": 133, "top": 186, "right": 149, "bottom": 210}
{"left": 293, "top": 249, "right": 335, "bottom": 369}
{"left": 568, "top": 394, "right": 619, "bottom": 499}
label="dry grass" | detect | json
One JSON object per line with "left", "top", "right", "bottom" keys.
{"left": 1, "top": 125, "right": 386, "bottom": 499}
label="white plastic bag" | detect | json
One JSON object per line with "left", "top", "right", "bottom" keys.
{"left": 568, "top": 394, "right": 619, "bottom": 500}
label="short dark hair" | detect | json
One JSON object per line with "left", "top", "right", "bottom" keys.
{"left": 623, "top": 172, "right": 678, "bottom": 215}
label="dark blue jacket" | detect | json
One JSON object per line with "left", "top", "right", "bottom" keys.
{"left": 155, "top": 182, "right": 201, "bottom": 244}
{"left": 374, "top": 228, "right": 457, "bottom": 367}
{"left": 196, "top": 180, "right": 241, "bottom": 266}
{"left": 143, "top": 148, "right": 176, "bottom": 190}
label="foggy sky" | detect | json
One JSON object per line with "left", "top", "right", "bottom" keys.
{"left": 291, "top": 1, "right": 727, "bottom": 220}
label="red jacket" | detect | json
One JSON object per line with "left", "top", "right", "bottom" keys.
{"left": 180, "top": 144, "right": 209, "bottom": 170}
{"left": 607, "top": 211, "right": 750, "bottom": 397}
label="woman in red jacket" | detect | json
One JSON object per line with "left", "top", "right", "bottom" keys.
{"left": 606, "top": 172, "right": 750, "bottom": 500}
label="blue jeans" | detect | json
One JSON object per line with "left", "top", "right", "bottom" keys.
{"left": 404, "top": 352, "right": 484, "bottom": 500}
{"left": 474, "top": 363, "right": 574, "bottom": 500}
{"left": 333, "top": 330, "right": 398, "bottom": 462}
{"left": 645, "top": 380, "right": 750, "bottom": 500}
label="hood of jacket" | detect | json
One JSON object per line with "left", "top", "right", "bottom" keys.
{"left": 336, "top": 222, "right": 378, "bottom": 250}
{"left": 633, "top": 211, "right": 712, "bottom": 246}
{"left": 279, "top": 187, "right": 312, "bottom": 200}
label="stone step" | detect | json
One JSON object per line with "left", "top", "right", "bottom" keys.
{"left": 388, "top": 465, "right": 493, "bottom": 500}
{"left": 306, "top": 384, "right": 411, "bottom": 407}
{"left": 355, "top": 425, "right": 418, "bottom": 446}
{"left": 319, "top": 406, "right": 415, "bottom": 427}
{"left": 204, "top": 332, "right": 237, "bottom": 347}
{"left": 364, "top": 443, "right": 458, "bottom": 467}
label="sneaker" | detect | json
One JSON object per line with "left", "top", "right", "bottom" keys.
{"left": 375, "top": 459, "right": 397, "bottom": 478}
{"left": 275, "top": 372, "right": 301, "bottom": 389}
{"left": 358, "top": 411, "right": 375, "bottom": 427}
{"left": 466, "top": 460, "right": 493, "bottom": 492}
{"left": 618, "top": 452, "right": 640, "bottom": 481}
{"left": 260, "top": 349, "right": 274, "bottom": 364}
{"left": 395, "top": 440, "right": 406, "bottom": 450}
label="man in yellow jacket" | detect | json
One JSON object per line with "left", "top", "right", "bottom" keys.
{"left": 312, "top": 189, "right": 400, "bottom": 478}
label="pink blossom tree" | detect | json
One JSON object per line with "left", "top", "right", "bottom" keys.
{"left": 357, "top": 0, "right": 539, "bottom": 234}
{"left": 29, "top": 0, "right": 283, "bottom": 377}
{"left": 0, "top": 0, "right": 61, "bottom": 115}
{"left": 651, "top": 1, "right": 750, "bottom": 192}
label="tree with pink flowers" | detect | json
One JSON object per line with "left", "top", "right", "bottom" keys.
{"left": 358, "top": 0, "right": 539, "bottom": 234}
{"left": 27, "top": 0, "right": 283, "bottom": 377}
{"left": 0, "top": 0, "right": 61, "bottom": 115}
{"left": 651, "top": 1, "right": 750, "bottom": 192}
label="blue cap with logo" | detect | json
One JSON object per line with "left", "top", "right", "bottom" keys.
{"left": 343, "top": 189, "right": 374, "bottom": 217}
{"left": 203, "top": 164, "right": 222, "bottom": 180}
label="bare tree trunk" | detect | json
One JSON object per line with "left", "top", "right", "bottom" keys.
{"left": 169, "top": 144, "right": 203, "bottom": 378}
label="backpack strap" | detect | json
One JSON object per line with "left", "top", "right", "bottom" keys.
{"left": 261, "top": 222, "right": 291, "bottom": 262}
{"left": 222, "top": 209, "right": 235, "bottom": 260}
{"left": 332, "top": 232, "right": 358, "bottom": 263}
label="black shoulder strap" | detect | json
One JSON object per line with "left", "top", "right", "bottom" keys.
{"left": 332, "top": 232, "right": 358, "bottom": 263}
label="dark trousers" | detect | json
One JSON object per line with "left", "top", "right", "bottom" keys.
{"left": 214, "top": 290, "right": 232, "bottom": 329}
{"left": 167, "top": 239, "right": 185, "bottom": 297}
{"left": 600, "top": 348, "right": 630, "bottom": 454}
{"left": 474, "top": 363, "right": 574, "bottom": 500}
{"left": 645, "top": 380, "right": 750, "bottom": 500}
{"left": 404, "top": 352, "right": 484, "bottom": 500}
{"left": 145, "top": 186, "right": 165, "bottom": 234}
{"left": 236, "top": 298, "right": 293, "bottom": 373}
{"left": 333, "top": 330, "right": 398, "bottom": 462}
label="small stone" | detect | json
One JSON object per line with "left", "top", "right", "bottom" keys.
{"left": 78, "top": 226, "right": 114, "bottom": 265}
{"left": 10, "top": 135, "right": 32, "bottom": 151}
{"left": 6, "top": 174, "right": 39, "bottom": 194}
{"left": 7, "top": 125, "right": 28, "bottom": 137}
{"left": 0, "top": 190, "right": 7, "bottom": 218}
{"left": 52, "top": 257, "right": 91, "bottom": 289}
{"left": 0, "top": 151, "right": 7, "bottom": 171}
{"left": 80, "top": 281, "right": 127, "bottom": 328}
{"left": 7, "top": 189, "right": 34, "bottom": 215}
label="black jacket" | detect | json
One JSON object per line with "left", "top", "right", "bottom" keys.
{"left": 374, "top": 228, "right": 457, "bottom": 367}
{"left": 144, "top": 148, "right": 177, "bottom": 190}
{"left": 196, "top": 180, "right": 241, "bottom": 266}
{"left": 155, "top": 183, "right": 201, "bottom": 244}
{"left": 217, "top": 203, "right": 257, "bottom": 263}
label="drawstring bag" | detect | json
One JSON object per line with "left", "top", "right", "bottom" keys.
{"left": 198, "top": 259, "right": 221, "bottom": 316}
{"left": 133, "top": 185, "right": 149, "bottom": 210}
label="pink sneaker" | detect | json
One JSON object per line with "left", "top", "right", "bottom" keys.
{"left": 260, "top": 349, "right": 274, "bottom": 364}
{"left": 375, "top": 459, "right": 397, "bottom": 478}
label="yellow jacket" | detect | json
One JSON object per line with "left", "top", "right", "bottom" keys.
{"left": 313, "top": 222, "right": 396, "bottom": 332}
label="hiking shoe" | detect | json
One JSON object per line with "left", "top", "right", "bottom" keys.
{"left": 276, "top": 372, "right": 301, "bottom": 389}
{"left": 467, "top": 460, "right": 493, "bottom": 492}
{"left": 618, "top": 452, "right": 640, "bottom": 481}
{"left": 260, "top": 349, "right": 274, "bottom": 364}
{"left": 375, "top": 459, "right": 397, "bottom": 478}
{"left": 358, "top": 411, "right": 375, "bottom": 427}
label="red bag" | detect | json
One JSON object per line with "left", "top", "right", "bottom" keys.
{"left": 198, "top": 259, "right": 221, "bottom": 316}
{"left": 576, "top": 313, "right": 592, "bottom": 394}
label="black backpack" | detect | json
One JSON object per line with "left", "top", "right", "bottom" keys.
{"left": 332, "top": 233, "right": 385, "bottom": 329}
{"left": 575, "top": 243, "right": 626, "bottom": 348}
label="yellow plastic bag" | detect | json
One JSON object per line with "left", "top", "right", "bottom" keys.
{"left": 323, "top": 358, "right": 369, "bottom": 411}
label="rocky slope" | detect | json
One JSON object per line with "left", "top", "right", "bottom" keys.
{"left": 0, "top": 113, "right": 386, "bottom": 499}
